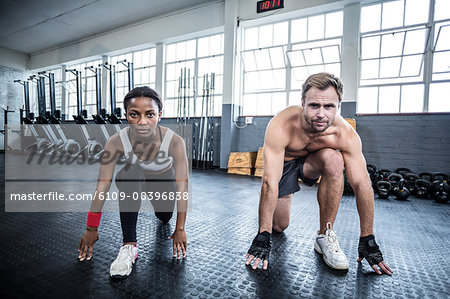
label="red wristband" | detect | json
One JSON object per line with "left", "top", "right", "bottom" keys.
{"left": 86, "top": 211, "right": 102, "bottom": 227}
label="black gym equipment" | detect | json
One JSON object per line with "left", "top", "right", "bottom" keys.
{"left": 116, "top": 59, "right": 134, "bottom": 91}
{"left": 38, "top": 71, "right": 62, "bottom": 124}
{"left": 100, "top": 62, "right": 122, "bottom": 124}
{"left": 435, "top": 183, "right": 449, "bottom": 204}
{"left": 86, "top": 66, "right": 107, "bottom": 125}
{"left": 419, "top": 172, "right": 433, "bottom": 182}
{"left": 430, "top": 173, "right": 449, "bottom": 204}
{"left": 367, "top": 164, "right": 377, "bottom": 181}
{"left": 415, "top": 179, "right": 431, "bottom": 198}
{"left": 65, "top": 69, "right": 88, "bottom": 124}
{"left": 393, "top": 179, "right": 410, "bottom": 200}
{"left": 377, "top": 169, "right": 392, "bottom": 181}
{"left": 28, "top": 75, "right": 48, "bottom": 124}
{"left": 403, "top": 172, "right": 418, "bottom": 194}
{"left": 376, "top": 181, "right": 391, "bottom": 199}
{"left": 429, "top": 172, "right": 448, "bottom": 198}
{"left": 387, "top": 173, "right": 403, "bottom": 192}
{"left": 395, "top": 168, "right": 411, "bottom": 177}
{"left": 0, "top": 106, "right": 15, "bottom": 143}
{"left": 14, "top": 80, "right": 35, "bottom": 124}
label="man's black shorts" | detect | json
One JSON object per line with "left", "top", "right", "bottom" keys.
{"left": 278, "top": 156, "right": 319, "bottom": 198}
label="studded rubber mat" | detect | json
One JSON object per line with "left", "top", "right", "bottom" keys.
{"left": 0, "top": 153, "right": 449, "bottom": 298}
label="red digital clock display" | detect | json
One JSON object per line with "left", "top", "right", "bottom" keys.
{"left": 257, "top": 0, "right": 284, "bottom": 13}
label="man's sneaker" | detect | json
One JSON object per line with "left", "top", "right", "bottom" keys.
{"left": 110, "top": 244, "right": 138, "bottom": 278}
{"left": 314, "top": 222, "right": 349, "bottom": 270}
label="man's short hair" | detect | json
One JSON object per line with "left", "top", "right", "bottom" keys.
{"left": 301, "top": 72, "right": 344, "bottom": 102}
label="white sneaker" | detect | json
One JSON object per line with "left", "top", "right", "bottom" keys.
{"left": 110, "top": 244, "right": 138, "bottom": 278}
{"left": 314, "top": 222, "right": 349, "bottom": 270}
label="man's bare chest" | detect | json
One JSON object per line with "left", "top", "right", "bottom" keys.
{"left": 285, "top": 134, "right": 339, "bottom": 159}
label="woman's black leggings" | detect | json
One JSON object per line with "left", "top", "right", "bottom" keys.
{"left": 115, "top": 164, "right": 176, "bottom": 243}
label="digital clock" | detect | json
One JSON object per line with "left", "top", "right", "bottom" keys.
{"left": 257, "top": 0, "right": 284, "bottom": 13}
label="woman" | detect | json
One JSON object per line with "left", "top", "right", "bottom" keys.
{"left": 77, "top": 86, "right": 189, "bottom": 279}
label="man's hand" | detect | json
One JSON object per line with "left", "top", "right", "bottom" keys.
{"left": 357, "top": 235, "right": 393, "bottom": 275}
{"left": 245, "top": 231, "right": 272, "bottom": 270}
{"left": 169, "top": 228, "right": 187, "bottom": 259}
{"left": 78, "top": 226, "right": 99, "bottom": 261}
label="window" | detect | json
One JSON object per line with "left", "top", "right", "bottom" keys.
{"left": 358, "top": 0, "right": 450, "bottom": 113}
{"left": 430, "top": 0, "right": 450, "bottom": 111}
{"left": 164, "top": 33, "right": 224, "bottom": 117}
{"left": 241, "top": 11, "right": 343, "bottom": 116}
{"left": 111, "top": 48, "right": 156, "bottom": 109}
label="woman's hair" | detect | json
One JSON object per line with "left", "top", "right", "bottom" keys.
{"left": 301, "top": 72, "right": 344, "bottom": 103}
{"left": 123, "top": 86, "right": 163, "bottom": 112}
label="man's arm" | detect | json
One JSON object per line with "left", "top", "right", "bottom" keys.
{"left": 341, "top": 134, "right": 374, "bottom": 237}
{"left": 341, "top": 131, "right": 393, "bottom": 275}
{"left": 246, "top": 118, "right": 288, "bottom": 270}
{"left": 259, "top": 119, "right": 289, "bottom": 233}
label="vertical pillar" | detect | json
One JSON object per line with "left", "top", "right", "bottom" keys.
{"left": 155, "top": 43, "right": 164, "bottom": 96}
{"left": 341, "top": 3, "right": 360, "bottom": 116}
{"left": 220, "top": 0, "right": 239, "bottom": 168}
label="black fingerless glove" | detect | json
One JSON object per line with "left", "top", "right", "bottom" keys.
{"left": 247, "top": 231, "right": 272, "bottom": 261}
{"left": 358, "top": 235, "right": 383, "bottom": 266}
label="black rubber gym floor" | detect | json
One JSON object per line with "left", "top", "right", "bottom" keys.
{"left": 1, "top": 152, "right": 449, "bottom": 298}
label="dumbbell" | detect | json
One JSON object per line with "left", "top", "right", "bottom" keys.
{"left": 376, "top": 181, "right": 391, "bottom": 199}
{"left": 393, "top": 179, "right": 410, "bottom": 200}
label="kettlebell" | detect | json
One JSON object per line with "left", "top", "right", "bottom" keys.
{"left": 387, "top": 173, "right": 403, "bottom": 192}
{"left": 419, "top": 172, "right": 433, "bottom": 182}
{"left": 396, "top": 168, "right": 412, "bottom": 177}
{"left": 430, "top": 172, "right": 449, "bottom": 197}
{"left": 404, "top": 172, "right": 418, "bottom": 194}
{"left": 376, "top": 181, "right": 391, "bottom": 199}
{"left": 434, "top": 181, "right": 450, "bottom": 204}
{"left": 378, "top": 169, "right": 392, "bottom": 181}
{"left": 414, "top": 178, "right": 431, "bottom": 198}
{"left": 393, "top": 179, "right": 410, "bottom": 200}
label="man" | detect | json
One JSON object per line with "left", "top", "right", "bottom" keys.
{"left": 245, "top": 73, "right": 392, "bottom": 275}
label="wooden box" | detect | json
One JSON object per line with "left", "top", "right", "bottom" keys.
{"left": 254, "top": 168, "right": 263, "bottom": 177}
{"left": 228, "top": 167, "right": 253, "bottom": 175}
{"left": 344, "top": 118, "right": 356, "bottom": 130}
{"left": 255, "top": 147, "right": 264, "bottom": 169}
{"left": 228, "top": 151, "right": 257, "bottom": 168}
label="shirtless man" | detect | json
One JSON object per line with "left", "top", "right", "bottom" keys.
{"left": 245, "top": 73, "right": 392, "bottom": 275}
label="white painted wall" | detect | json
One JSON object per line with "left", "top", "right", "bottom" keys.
{"left": 29, "top": 1, "right": 225, "bottom": 70}
{"left": 0, "top": 48, "right": 28, "bottom": 70}
{"left": 0, "top": 48, "right": 29, "bottom": 150}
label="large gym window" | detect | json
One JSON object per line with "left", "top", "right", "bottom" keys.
{"left": 240, "top": 11, "right": 343, "bottom": 116}
{"left": 358, "top": 0, "right": 450, "bottom": 113}
{"left": 111, "top": 48, "right": 157, "bottom": 110}
{"left": 65, "top": 59, "right": 102, "bottom": 120}
{"left": 164, "top": 33, "right": 224, "bottom": 118}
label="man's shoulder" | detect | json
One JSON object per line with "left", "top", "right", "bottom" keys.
{"left": 271, "top": 106, "right": 301, "bottom": 124}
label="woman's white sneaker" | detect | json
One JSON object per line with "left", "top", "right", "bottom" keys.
{"left": 314, "top": 222, "right": 349, "bottom": 270}
{"left": 110, "top": 244, "right": 138, "bottom": 278}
